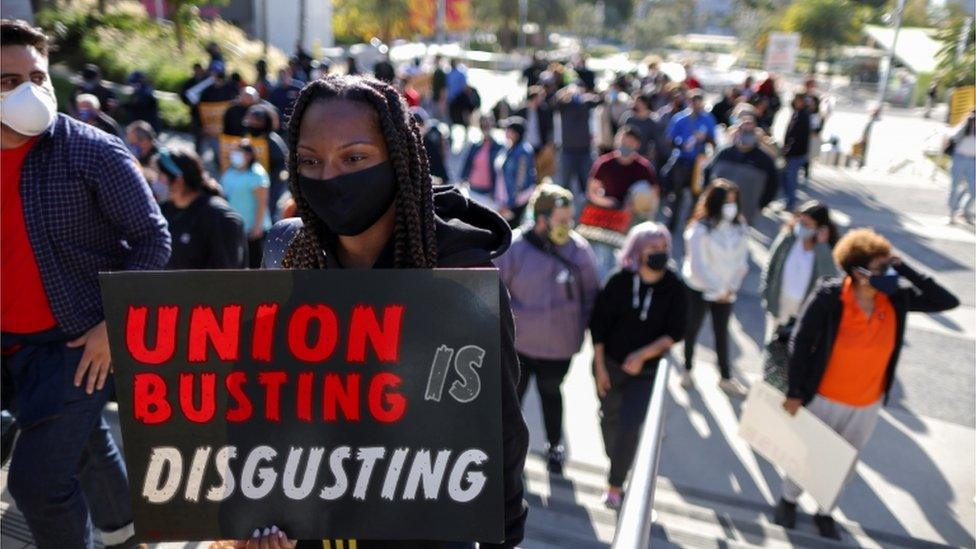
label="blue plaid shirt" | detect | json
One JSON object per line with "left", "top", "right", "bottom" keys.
{"left": 17, "top": 114, "right": 171, "bottom": 336}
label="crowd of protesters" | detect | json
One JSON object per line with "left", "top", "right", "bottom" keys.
{"left": 0, "top": 16, "right": 963, "bottom": 548}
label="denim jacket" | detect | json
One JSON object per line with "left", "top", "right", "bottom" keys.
{"left": 497, "top": 142, "right": 536, "bottom": 207}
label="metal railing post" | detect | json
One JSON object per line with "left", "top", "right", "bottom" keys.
{"left": 611, "top": 358, "right": 672, "bottom": 549}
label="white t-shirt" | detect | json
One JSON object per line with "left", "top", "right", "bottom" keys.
{"left": 782, "top": 239, "right": 814, "bottom": 301}
{"left": 778, "top": 239, "right": 815, "bottom": 322}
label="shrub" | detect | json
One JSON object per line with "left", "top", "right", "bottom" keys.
{"left": 37, "top": 0, "right": 288, "bottom": 94}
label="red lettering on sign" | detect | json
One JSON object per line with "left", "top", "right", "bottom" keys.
{"left": 179, "top": 372, "right": 217, "bottom": 423}
{"left": 287, "top": 305, "right": 338, "bottom": 363}
{"left": 346, "top": 304, "right": 404, "bottom": 364}
{"left": 324, "top": 372, "right": 361, "bottom": 421}
{"left": 133, "top": 372, "right": 171, "bottom": 423}
{"left": 225, "top": 371, "right": 253, "bottom": 422}
{"left": 369, "top": 372, "right": 406, "bottom": 423}
{"left": 126, "top": 305, "right": 179, "bottom": 365}
{"left": 257, "top": 371, "right": 288, "bottom": 422}
{"left": 251, "top": 303, "right": 279, "bottom": 362}
{"left": 188, "top": 305, "right": 242, "bottom": 363}
{"left": 297, "top": 371, "right": 314, "bottom": 422}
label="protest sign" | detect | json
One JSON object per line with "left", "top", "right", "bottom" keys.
{"left": 100, "top": 269, "right": 504, "bottom": 543}
{"left": 739, "top": 382, "right": 857, "bottom": 511}
{"left": 218, "top": 134, "right": 271, "bottom": 173}
{"left": 199, "top": 101, "right": 231, "bottom": 137}
{"left": 576, "top": 204, "right": 633, "bottom": 247}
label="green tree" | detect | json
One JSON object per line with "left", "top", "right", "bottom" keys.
{"left": 333, "top": 0, "right": 414, "bottom": 44}
{"left": 781, "top": 0, "right": 865, "bottom": 70}
{"left": 167, "top": 0, "right": 228, "bottom": 51}
{"left": 935, "top": 15, "right": 975, "bottom": 86}
{"left": 472, "top": 0, "right": 520, "bottom": 50}
{"left": 625, "top": 0, "right": 693, "bottom": 51}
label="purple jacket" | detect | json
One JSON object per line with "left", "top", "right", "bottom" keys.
{"left": 495, "top": 228, "right": 600, "bottom": 360}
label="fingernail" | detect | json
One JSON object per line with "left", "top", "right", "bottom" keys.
{"left": 252, "top": 529, "right": 260, "bottom": 538}
{"left": 278, "top": 531, "right": 285, "bottom": 540}
{"left": 271, "top": 525, "right": 278, "bottom": 534}
{"left": 263, "top": 527, "right": 270, "bottom": 536}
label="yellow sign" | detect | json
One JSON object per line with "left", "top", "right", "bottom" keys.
{"left": 218, "top": 134, "right": 271, "bottom": 174}
{"left": 199, "top": 101, "right": 232, "bottom": 137}
{"left": 949, "top": 86, "right": 975, "bottom": 126}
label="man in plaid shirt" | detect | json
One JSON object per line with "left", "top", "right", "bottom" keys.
{"left": 1, "top": 19, "right": 170, "bottom": 549}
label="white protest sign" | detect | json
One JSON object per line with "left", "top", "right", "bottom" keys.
{"left": 764, "top": 32, "right": 801, "bottom": 74}
{"left": 739, "top": 382, "right": 857, "bottom": 511}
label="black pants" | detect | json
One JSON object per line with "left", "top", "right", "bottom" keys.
{"left": 515, "top": 354, "right": 572, "bottom": 448}
{"left": 665, "top": 159, "right": 696, "bottom": 233}
{"left": 599, "top": 364, "right": 655, "bottom": 487}
{"left": 684, "top": 289, "right": 733, "bottom": 379}
{"left": 247, "top": 235, "right": 265, "bottom": 269}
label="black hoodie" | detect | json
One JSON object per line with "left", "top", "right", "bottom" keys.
{"left": 263, "top": 186, "right": 528, "bottom": 549}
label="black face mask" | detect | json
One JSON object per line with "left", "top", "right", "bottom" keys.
{"left": 646, "top": 251, "right": 669, "bottom": 271}
{"left": 297, "top": 161, "right": 397, "bottom": 236}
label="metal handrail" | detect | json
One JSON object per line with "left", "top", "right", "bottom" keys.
{"left": 611, "top": 358, "right": 672, "bottom": 549}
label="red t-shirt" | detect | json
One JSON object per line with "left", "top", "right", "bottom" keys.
{"left": 589, "top": 152, "right": 657, "bottom": 203}
{"left": 404, "top": 86, "right": 420, "bottom": 107}
{"left": 2, "top": 138, "right": 57, "bottom": 334}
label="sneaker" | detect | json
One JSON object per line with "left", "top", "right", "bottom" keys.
{"left": 680, "top": 370, "right": 695, "bottom": 390}
{"left": 719, "top": 378, "right": 748, "bottom": 397}
{"left": 773, "top": 498, "right": 797, "bottom": 529}
{"left": 813, "top": 513, "right": 842, "bottom": 540}
{"left": 546, "top": 444, "right": 566, "bottom": 475}
{"left": 602, "top": 489, "right": 623, "bottom": 511}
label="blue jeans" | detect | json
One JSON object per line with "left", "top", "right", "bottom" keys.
{"left": 5, "top": 341, "right": 132, "bottom": 549}
{"left": 950, "top": 153, "right": 976, "bottom": 216}
{"left": 559, "top": 147, "right": 593, "bottom": 203}
{"left": 781, "top": 156, "right": 806, "bottom": 212}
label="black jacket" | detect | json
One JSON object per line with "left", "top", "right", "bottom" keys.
{"left": 264, "top": 186, "right": 529, "bottom": 549}
{"left": 781, "top": 108, "right": 811, "bottom": 158}
{"left": 516, "top": 104, "right": 554, "bottom": 147}
{"left": 589, "top": 267, "right": 688, "bottom": 374}
{"left": 787, "top": 262, "right": 959, "bottom": 406}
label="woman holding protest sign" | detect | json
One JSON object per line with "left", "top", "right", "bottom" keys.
{"left": 252, "top": 74, "right": 528, "bottom": 548}
{"left": 589, "top": 221, "right": 687, "bottom": 510}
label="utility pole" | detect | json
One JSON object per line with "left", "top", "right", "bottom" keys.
{"left": 876, "top": 0, "right": 905, "bottom": 109}
{"left": 518, "top": 0, "right": 527, "bottom": 51}
{"left": 261, "top": 0, "right": 268, "bottom": 58}
{"left": 298, "top": 0, "right": 307, "bottom": 52}
{"left": 436, "top": 0, "right": 446, "bottom": 44}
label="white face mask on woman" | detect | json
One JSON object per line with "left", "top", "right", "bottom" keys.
{"left": 0, "top": 81, "right": 57, "bottom": 136}
{"left": 721, "top": 202, "right": 738, "bottom": 221}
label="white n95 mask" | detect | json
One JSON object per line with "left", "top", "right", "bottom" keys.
{"left": 0, "top": 81, "right": 57, "bottom": 136}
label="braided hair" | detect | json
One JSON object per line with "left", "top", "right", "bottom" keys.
{"left": 282, "top": 74, "right": 438, "bottom": 269}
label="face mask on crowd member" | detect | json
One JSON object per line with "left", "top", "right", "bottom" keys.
{"left": 1, "top": 79, "right": 57, "bottom": 137}
{"left": 854, "top": 260, "right": 899, "bottom": 294}
{"left": 721, "top": 202, "right": 738, "bottom": 221}
{"left": 530, "top": 183, "right": 575, "bottom": 247}
{"left": 615, "top": 129, "right": 641, "bottom": 163}
{"left": 230, "top": 150, "right": 247, "bottom": 169}
{"left": 75, "top": 94, "right": 100, "bottom": 124}
{"left": 735, "top": 118, "right": 759, "bottom": 150}
{"left": 793, "top": 220, "right": 816, "bottom": 241}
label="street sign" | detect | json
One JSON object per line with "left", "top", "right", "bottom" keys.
{"left": 764, "top": 33, "right": 801, "bottom": 75}
{"left": 100, "top": 269, "right": 504, "bottom": 543}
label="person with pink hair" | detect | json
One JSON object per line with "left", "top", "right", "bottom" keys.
{"left": 588, "top": 221, "right": 688, "bottom": 509}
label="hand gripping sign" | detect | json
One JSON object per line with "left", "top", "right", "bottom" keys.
{"left": 99, "top": 269, "right": 504, "bottom": 543}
